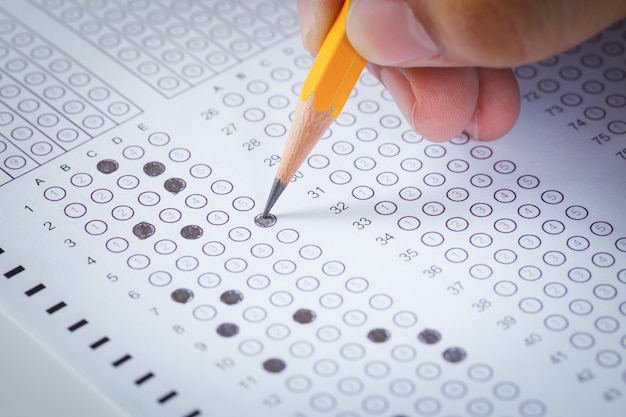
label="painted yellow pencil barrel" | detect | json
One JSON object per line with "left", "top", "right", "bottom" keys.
{"left": 300, "top": 0, "right": 366, "bottom": 119}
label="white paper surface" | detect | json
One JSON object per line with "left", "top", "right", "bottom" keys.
{"left": 0, "top": 1, "right": 624, "bottom": 416}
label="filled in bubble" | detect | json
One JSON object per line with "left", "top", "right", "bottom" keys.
{"left": 132, "top": 221, "right": 155, "bottom": 239}
{"left": 180, "top": 224, "right": 203, "bottom": 239}
{"left": 293, "top": 308, "right": 316, "bottom": 324}
{"left": 263, "top": 358, "right": 286, "bottom": 373}
{"left": 254, "top": 212, "right": 277, "bottom": 228}
{"left": 418, "top": 328, "right": 441, "bottom": 344}
{"left": 164, "top": 177, "right": 186, "bottom": 194}
{"left": 216, "top": 322, "right": 239, "bottom": 337}
{"left": 97, "top": 159, "right": 119, "bottom": 174}
{"left": 143, "top": 161, "right": 166, "bottom": 177}
{"left": 442, "top": 346, "right": 467, "bottom": 363}
{"left": 367, "top": 328, "right": 391, "bottom": 343}
{"left": 220, "top": 289, "right": 244, "bottom": 305}
{"left": 171, "top": 288, "right": 194, "bottom": 304}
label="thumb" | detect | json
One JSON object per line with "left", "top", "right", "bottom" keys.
{"left": 346, "top": 0, "right": 626, "bottom": 67}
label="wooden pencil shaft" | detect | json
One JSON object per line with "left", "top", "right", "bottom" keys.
{"left": 300, "top": 0, "right": 366, "bottom": 118}
{"left": 275, "top": 94, "right": 333, "bottom": 184}
{"left": 262, "top": 0, "right": 365, "bottom": 214}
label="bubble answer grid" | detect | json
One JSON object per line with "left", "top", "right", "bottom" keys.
{"left": 30, "top": 0, "right": 300, "bottom": 98}
{"left": 0, "top": 5, "right": 142, "bottom": 184}
{"left": 0, "top": 2, "right": 625, "bottom": 417}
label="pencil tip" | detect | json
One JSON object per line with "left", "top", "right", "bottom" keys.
{"left": 262, "top": 178, "right": 286, "bottom": 217}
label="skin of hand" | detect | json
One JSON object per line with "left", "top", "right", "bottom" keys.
{"left": 297, "top": 0, "right": 626, "bottom": 142}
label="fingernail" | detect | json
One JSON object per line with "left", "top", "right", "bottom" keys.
{"left": 348, "top": 0, "right": 439, "bottom": 66}
{"left": 379, "top": 67, "right": 418, "bottom": 131}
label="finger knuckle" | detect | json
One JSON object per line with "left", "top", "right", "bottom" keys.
{"left": 433, "top": 0, "right": 535, "bottom": 65}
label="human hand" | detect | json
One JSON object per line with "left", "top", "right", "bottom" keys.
{"left": 297, "top": 0, "right": 626, "bottom": 142}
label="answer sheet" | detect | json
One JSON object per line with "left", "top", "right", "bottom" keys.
{"left": 0, "top": 1, "right": 624, "bottom": 416}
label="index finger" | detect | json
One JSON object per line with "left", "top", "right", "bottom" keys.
{"left": 297, "top": 0, "right": 345, "bottom": 55}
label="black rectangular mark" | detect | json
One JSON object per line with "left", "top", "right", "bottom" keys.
{"left": 134, "top": 372, "right": 154, "bottom": 386}
{"left": 90, "top": 336, "right": 110, "bottom": 349}
{"left": 184, "top": 410, "right": 201, "bottom": 417}
{"left": 4, "top": 265, "right": 25, "bottom": 278}
{"left": 157, "top": 390, "right": 177, "bottom": 404}
{"left": 46, "top": 301, "right": 67, "bottom": 314}
{"left": 25, "top": 283, "right": 46, "bottom": 296}
{"left": 112, "top": 354, "right": 132, "bottom": 367}
{"left": 68, "top": 319, "right": 88, "bottom": 332}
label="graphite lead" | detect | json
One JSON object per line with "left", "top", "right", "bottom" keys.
{"left": 261, "top": 178, "right": 285, "bottom": 218}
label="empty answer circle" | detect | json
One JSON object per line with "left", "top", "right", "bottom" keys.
{"left": 442, "top": 380, "right": 467, "bottom": 399}
{"left": 169, "top": 148, "right": 191, "bottom": 162}
{"left": 112, "top": 204, "right": 135, "bottom": 220}
{"left": 62, "top": 200, "right": 87, "bottom": 218}
{"left": 147, "top": 124, "right": 172, "bottom": 140}
{"left": 414, "top": 397, "right": 441, "bottom": 415}
{"left": 519, "top": 297, "right": 543, "bottom": 314}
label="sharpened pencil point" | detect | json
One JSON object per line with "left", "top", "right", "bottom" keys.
{"left": 262, "top": 178, "right": 286, "bottom": 217}
{"left": 259, "top": 0, "right": 363, "bottom": 217}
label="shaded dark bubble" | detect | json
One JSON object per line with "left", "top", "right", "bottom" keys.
{"left": 367, "top": 328, "right": 391, "bottom": 343}
{"left": 164, "top": 177, "right": 186, "bottom": 194}
{"left": 293, "top": 308, "right": 316, "bottom": 324}
{"left": 171, "top": 288, "right": 194, "bottom": 304}
{"left": 216, "top": 322, "right": 239, "bottom": 337}
{"left": 96, "top": 159, "right": 119, "bottom": 174}
{"left": 262, "top": 358, "right": 286, "bottom": 373}
{"left": 180, "top": 224, "right": 203, "bottom": 239}
{"left": 442, "top": 346, "right": 467, "bottom": 363}
{"left": 143, "top": 161, "right": 166, "bottom": 177}
{"left": 132, "top": 221, "right": 155, "bottom": 239}
{"left": 254, "top": 213, "right": 277, "bottom": 228}
{"left": 220, "top": 289, "right": 244, "bottom": 305}
{"left": 418, "top": 328, "right": 441, "bottom": 344}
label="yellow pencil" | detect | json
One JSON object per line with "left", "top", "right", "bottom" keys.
{"left": 261, "top": 0, "right": 366, "bottom": 217}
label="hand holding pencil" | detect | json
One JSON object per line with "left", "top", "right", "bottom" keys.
{"left": 299, "top": 0, "right": 625, "bottom": 142}
{"left": 262, "top": 0, "right": 626, "bottom": 217}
